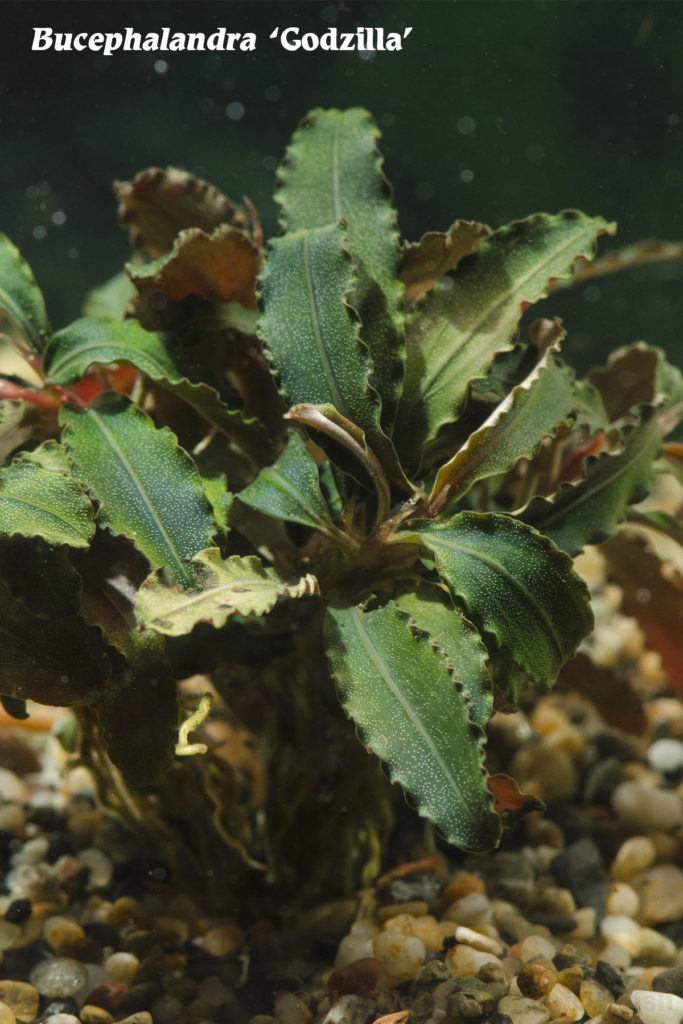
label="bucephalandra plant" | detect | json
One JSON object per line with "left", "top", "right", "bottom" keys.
{"left": 1, "top": 107, "right": 682, "bottom": 900}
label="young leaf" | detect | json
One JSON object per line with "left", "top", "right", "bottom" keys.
{"left": 136, "top": 548, "right": 318, "bottom": 636}
{"left": 395, "top": 585, "right": 493, "bottom": 729}
{"left": 409, "top": 513, "right": 593, "bottom": 695}
{"left": 61, "top": 394, "right": 216, "bottom": 588}
{"left": 44, "top": 317, "right": 271, "bottom": 463}
{"left": 238, "top": 430, "right": 335, "bottom": 533}
{"left": 0, "top": 578, "right": 110, "bottom": 706}
{"left": 277, "top": 108, "right": 404, "bottom": 421}
{"left": 0, "top": 440, "right": 95, "bottom": 548}
{"left": 397, "top": 212, "right": 614, "bottom": 463}
{"left": 0, "top": 234, "right": 51, "bottom": 355}
{"left": 521, "top": 406, "right": 661, "bottom": 555}
{"left": 325, "top": 602, "right": 501, "bottom": 853}
{"left": 429, "top": 348, "right": 577, "bottom": 513}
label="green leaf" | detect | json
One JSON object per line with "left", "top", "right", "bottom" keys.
{"left": 200, "top": 469, "right": 233, "bottom": 538}
{"left": 397, "top": 212, "right": 614, "bottom": 462}
{"left": 44, "top": 316, "right": 271, "bottom": 463}
{"left": 238, "top": 431, "right": 334, "bottom": 533}
{"left": 0, "top": 235, "right": 51, "bottom": 354}
{"left": 324, "top": 602, "right": 501, "bottom": 852}
{"left": 277, "top": 108, "right": 404, "bottom": 424}
{"left": 429, "top": 347, "right": 577, "bottom": 513}
{"left": 395, "top": 585, "right": 493, "bottom": 730}
{"left": 409, "top": 512, "right": 593, "bottom": 694}
{"left": 521, "top": 406, "right": 661, "bottom": 555}
{"left": 61, "top": 394, "right": 216, "bottom": 588}
{"left": 136, "top": 548, "right": 318, "bottom": 636}
{"left": 0, "top": 577, "right": 110, "bottom": 706}
{"left": 0, "top": 441, "right": 95, "bottom": 548}
{"left": 82, "top": 271, "right": 136, "bottom": 320}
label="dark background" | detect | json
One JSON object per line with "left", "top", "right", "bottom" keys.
{"left": 1, "top": 0, "right": 682, "bottom": 372}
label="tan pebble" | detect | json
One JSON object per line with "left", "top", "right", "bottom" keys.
{"left": 547, "top": 982, "right": 584, "bottom": 1021}
{"left": 0, "top": 805, "right": 25, "bottom": 832}
{"left": 516, "top": 958, "right": 558, "bottom": 999}
{"left": 509, "top": 744, "right": 578, "bottom": 803}
{"left": 105, "top": 952, "right": 140, "bottom": 983}
{"left": 530, "top": 699, "right": 568, "bottom": 736}
{"left": 557, "top": 966, "right": 584, "bottom": 994}
{"left": 566, "top": 907, "right": 596, "bottom": 940}
{"left": 601, "top": 945, "right": 632, "bottom": 970}
{"left": 381, "top": 913, "right": 419, "bottom": 935}
{"left": 150, "top": 916, "right": 189, "bottom": 947}
{"left": 611, "top": 837, "right": 656, "bottom": 880}
{"left": 606, "top": 1004, "right": 633, "bottom": 1022}
{"left": 43, "top": 915, "right": 87, "bottom": 957}
{"left": 0, "top": 980, "right": 40, "bottom": 1023}
{"left": 639, "top": 866, "right": 683, "bottom": 925}
{"left": 606, "top": 883, "right": 640, "bottom": 918}
{"left": 636, "top": 927, "right": 677, "bottom": 965}
{"left": 203, "top": 923, "right": 248, "bottom": 956}
{"left": 445, "top": 944, "right": 499, "bottom": 978}
{"left": 376, "top": 901, "right": 428, "bottom": 923}
{"left": 372, "top": 930, "right": 426, "bottom": 985}
{"left": 650, "top": 832, "right": 681, "bottom": 864}
{"left": 454, "top": 925, "right": 504, "bottom": 955}
{"left": 105, "top": 897, "right": 149, "bottom": 931}
{"left": 410, "top": 915, "right": 445, "bottom": 951}
{"left": 437, "top": 920, "right": 457, "bottom": 943}
{"left": 519, "top": 934, "right": 558, "bottom": 962}
{"left": 581, "top": 979, "right": 614, "bottom": 1017}
{"left": 112, "top": 1014, "right": 153, "bottom": 1024}
{"left": 0, "top": 1003, "right": 16, "bottom": 1024}
{"left": 0, "top": 769, "right": 28, "bottom": 804}
{"left": 80, "top": 1007, "right": 115, "bottom": 1024}
{"left": 441, "top": 872, "right": 486, "bottom": 907}
{"left": 545, "top": 725, "right": 585, "bottom": 758}
{"left": 443, "top": 892, "right": 493, "bottom": 928}
{"left": 498, "top": 994, "right": 551, "bottom": 1024}
{"left": 600, "top": 916, "right": 641, "bottom": 956}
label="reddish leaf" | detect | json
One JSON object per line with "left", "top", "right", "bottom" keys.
{"left": 400, "top": 220, "right": 491, "bottom": 302}
{"left": 115, "top": 166, "right": 250, "bottom": 257}
{"left": 487, "top": 773, "right": 545, "bottom": 818}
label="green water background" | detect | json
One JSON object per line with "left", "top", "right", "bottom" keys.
{"left": 1, "top": 0, "right": 682, "bottom": 373}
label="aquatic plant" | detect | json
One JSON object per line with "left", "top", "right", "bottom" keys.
{"left": 0, "top": 108, "right": 681, "bottom": 898}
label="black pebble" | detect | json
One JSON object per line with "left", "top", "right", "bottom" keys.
{"left": 595, "top": 959, "right": 626, "bottom": 997}
{"left": 652, "top": 965, "right": 683, "bottom": 998}
{"left": 26, "top": 807, "right": 67, "bottom": 833}
{"left": 83, "top": 920, "right": 120, "bottom": 947}
{"left": 46, "top": 834, "right": 78, "bottom": 863}
{"left": 4, "top": 898, "right": 32, "bottom": 924}
{"left": 551, "top": 838, "right": 607, "bottom": 919}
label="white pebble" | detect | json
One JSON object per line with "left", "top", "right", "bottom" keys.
{"left": 631, "top": 989, "right": 683, "bottom": 1024}
{"left": 612, "top": 782, "right": 682, "bottom": 831}
{"left": 547, "top": 983, "right": 585, "bottom": 1021}
{"left": 648, "top": 739, "right": 683, "bottom": 775}
{"left": 0, "top": 768, "right": 28, "bottom": 803}
{"left": 606, "top": 882, "right": 640, "bottom": 918}
{"left": 443, "top": 892, "right": 493, "bottom": 928}
{"left": 105, "top": 951, "right": 139, "bottom": 982}
{"left": 445, "top": 944, "right": 500, "bottom": 978}
{"left": 42, "top": 1016, "right": 80, "bottom": 1024}
{"left": 498, "top": 994, "right": 551, "bottom": 1024}
{"left": 11, "top": 836, "right": 48, "bottom": 867}
{"left": 79, "top": 848, "right": 113, "bottom": 888}
{"left": 518, "top": 934, "right": 557, "bottom": 962}
{"left": 600, "top": 915, "right": 641, "bottom": 956}
{"left": 372, "top": 930, "right": 426, "bottom": 985}
{"left": 454, "top": 925, "right": 504, "bottom": 955}
{"left": 334, "top": 933, "right": 374, "bottom": 968}
{"left": 601, "top": 943, "right": 632, "bottom": 969}
{"left": 568, "top": 906, "right": 597, "bottom": 939}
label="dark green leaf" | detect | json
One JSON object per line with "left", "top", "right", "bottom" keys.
{"left": 61, "top": 394, "right": 216, "bottom": 588}
{"left": 0, "top": 235, "right": 51, "bottom": 354}
{"left": 325, "top": 601, "right": 501, "bottom": 852}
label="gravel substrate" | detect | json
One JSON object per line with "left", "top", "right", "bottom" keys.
{"left": 0, "top": 572, "right": 681, "bottom": 1024}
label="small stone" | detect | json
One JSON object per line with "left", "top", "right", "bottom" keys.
{"left": 198, "top": 923, "right": 245, "bottom": 957}
{"left": 556, "top": 966, "right": 584, "bottom": 994}
{"left": 327, "top": 959, "right": 381, "bottom": 1001}
{"left": 0, "top": 1003, "right": 16, "bottom": 1024}
{"left": 443, "top": 893, "right": 493, "bottom": 928}
{"left": 112, "top": 1015, "right": 153, "bottom": 1024}
{"left": 648, "top": 739, "right": 683, "bottom": 777}
{"left": 79, "top": 850, "right": 113, "bottom": 890}
{"left": 373, "top": 930, "right": 426, "bottom": 985}
{"left": 611, "top": 836, "right": 656, "bottom": 880}
{"left": 0, "top": 981, "right": 39, "bottom": 1023}
{"left": 0, "top": 769, "right": 28, "bottom": 803}
{"left": 335, "top": 934, "right": 375, "bottom": 969}
{"left": 636, "top": 927, "right": 677, "bottom": 965}
{"left": 580, "top": 979, "right": 613, "bottom": 1017}
{"left": 441, "top": 873, "right": 486, "bottom": 907}
{"left": 0, "top": 920, "right": 21, "bottom": 950}
{"left": 546, "top": 983, "right": 584, "bottom": 1021}
{"left": 149, "top": 993, "right": 184, "bottom": 1024}
{"left": 40, "top": 1015, "right": 79, "bottom": 1024}
{"left": 566, "top": 907, "right": 596, "bottom": 940}
{"left": 518, "top": 935, "right": 557, "bottom": 962}
{"left": 654, "top": 968, "right": 683, "bottom": 999}
{"left": 612, "top": 783, "right": 682, "bottom": 832}
{"left": 0, "top": 805, "right": 25, "bottom": 832}
{"left": 599, "top": 916, "right": 641, "bottom": 956}
{"left": 410, "top": 916, "right": 447, "bottom": 952}
{"left": 552, "top": 839, "right": 607, "bottom": 919}
{"left": 607, "top": 1004, "right": 634, "bottom": 1023}
{"left": 81, "top": 1008, "right": 115, "bottom": 1024}
{"left": 5, "top": 863, "right": 60, "bottom": 903}
{"left": 453, "top": 926, "right": 504, "bottom": 955}
{"left": 105, "top": 953, "right": 140, "bottom": 983}
{"left": 448, "top": 980, "right": 502, "bottom": 1019}
{"left": 601, "top": 944, "right": 632, "bottom": 969}
{"left": 639, "top": 866, "right": 683, "bottom": 925}
{"left": 631, "top": 989, "right": 683, "bottom": 1024}
{"left": 195, "top": 976, "right": 231, "bottom": 1006}
{"left": 29, "top": 957, "right": 89, "bottom": 998}
{"left": 43, "top": 916, "right": 87, "bottom": 957}
{"left": 4, "top": 900, "right": 32, "bottom": 925}
{"left": 320, "top": 994, "right": 376, "bottom": 1024}
{"left": 11, "top": 837, "right": 49, "bottom": 867}
{"left": 516, "top": 959, "right": 557, "bottom": 999}
{"left": 606, "top": 883, "right": 639, "bottom": 918}
{"left": 497, "top": 995, "right": 551, "bottom": 1024}
{"left": 410, "top": 961, "right": 452, "bottom": 995}
{"left": 377, "top": 901, "right": 428, "bottom": 923}
{"left": 595, "top": 961, "right": 626, "bottom": 998}
{"left": 445, "top": 945, "right": 500, "bottom": 979}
